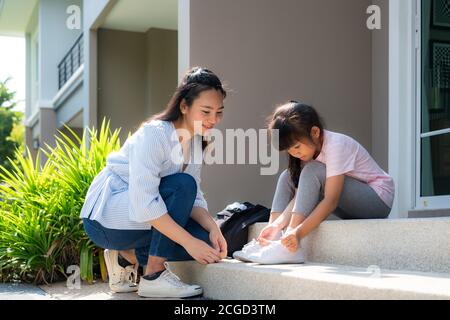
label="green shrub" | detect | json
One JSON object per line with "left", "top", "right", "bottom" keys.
{"left": 0, "top": 119, "right": 121, "bottom": 284}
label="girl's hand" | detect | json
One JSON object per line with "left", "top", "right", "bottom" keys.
{"left": 209, "top": 228, "right": 228, "bottom": 259}
{"left": 281, "top": 229, "right": 300, "bottom": 252}
{"left": 184, "top": 238, "right": 221, "bottom": 265}
{"left": 257, "top": 223, "right": 282, "bottom": 246}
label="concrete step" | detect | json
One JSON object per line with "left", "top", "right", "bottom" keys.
{"left": 247, "top": 218, "right": 450, "bottom": 273}
{"left": 168, "top": 260, "right": 450, "bottom": 300}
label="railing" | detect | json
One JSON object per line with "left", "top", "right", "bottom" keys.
{"left": 57, "top": 33, "right": 84, "bottom": 89}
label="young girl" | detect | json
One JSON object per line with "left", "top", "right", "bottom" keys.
{"left": 80, "top": 67, "right": 228, "bottom": 298}
{"left": 234, "top": 101, "right": 394, "bottom": 264}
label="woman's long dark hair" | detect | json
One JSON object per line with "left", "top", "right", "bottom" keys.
{"left": 141, "top": 67, "right": 227, "bottom": 150}
{"left": 268, "top": 101, "right": 324, "bottom": 187}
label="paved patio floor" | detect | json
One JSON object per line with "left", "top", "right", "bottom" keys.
{"left": 0, "top": 281, "right": 206, "bottom": 300}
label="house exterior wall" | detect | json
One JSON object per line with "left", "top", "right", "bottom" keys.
{"left": 83, "top": 0, "right": 113, "bottom": 30}
{"left": 25, "top": 4, "right": 39, "bottom": 118}
{"left": 146, "top": 28, "right": 178, "bottom": 117}
{"left": 82, "top": 0, "right": 116, "bottom": 131}
{"left": 57, "top": 126, "right": 84, "bottom": 144}
{"left": 38, "top": 107, "right": 56, "bottom": 151}
{"left": 97, "top": 27, "right": 178, "bottom": 143}
{"left": 38, "top": 0, "right": 82, "bottom": 104}
{"left": 97, "top": 29, "right": 148, "bottom": 141}
{"left": 187, "top": 0, "right": 374, "bottom": 214}
{"left": 389, "top": 0, "right": 416, "bottom": 218}
{"left": 55, "top": 83, "right": 84, "bottom": 128}
{"left": 23, "top": 0, "right": 83, "bottom": 161}
{"left": 372, "top": 0, "right": 389, "bottom": 172}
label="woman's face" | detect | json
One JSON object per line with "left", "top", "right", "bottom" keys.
{"left": 181, "top": 89, "right": 225, "bottom": 136}
{"left": 287, "top": 127, "right": 322, "bottom": 161}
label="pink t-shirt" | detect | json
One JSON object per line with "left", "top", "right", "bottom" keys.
{"left": 314, "top": 130, "right": 395, "bottom": 208}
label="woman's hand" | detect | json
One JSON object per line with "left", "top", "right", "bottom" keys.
{"left": 209, "top": 228, "right": 228, "bottom": 259}
{"left": 184, "top": 238, "right": 221, "bottom": 265}
{"left": 257, "top": 223, "right": 282, "bottom": 246}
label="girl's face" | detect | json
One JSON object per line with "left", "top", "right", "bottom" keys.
{"left": 181, "top": 89, "right": 225, "bottom": 136}
{"left": 287, "top": 126, "right": 322, "bottom": 161}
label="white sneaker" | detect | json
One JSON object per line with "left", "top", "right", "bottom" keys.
{"left": 138, "top": 262, "right": 203, "bottom": 298}
{"left": 233, "top": 230, "right": 283, "bottom": 262}
{"left": 233, "top": 239, "right": 262, "bottom": 262}
{"left": 246, "top": 240, "right": 305, "bottom": 264}
{"left": 103, "top": 249, "right": 138, "bottom": 293}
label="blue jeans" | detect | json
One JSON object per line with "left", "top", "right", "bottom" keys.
{"left": 82, "top": 173, "right": 211, "bottom": 266}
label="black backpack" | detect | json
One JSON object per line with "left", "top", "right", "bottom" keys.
{"left": 218, "top": 202, "right": 271, "bottom": 256}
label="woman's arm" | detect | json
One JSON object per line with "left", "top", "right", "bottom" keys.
{"left": 190, "top": 207, "right": 218, "bottom": 232}
{"left": 150, "top": 213, "right": 197, "bottom": 246}
{"left": 191, "top": 207, "right": 228, "bottom": 258}
{"left": 149, "top": 213, "right": 221, "bottom": 264}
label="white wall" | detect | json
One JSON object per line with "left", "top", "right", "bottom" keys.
{"left": 83, "top": 0, "right": 112, "bottom": 29}
{"left": 38, "top": 0, "right": 82, "bottom": 103}
{"left": 388, "top": 0, "right": 416, "bottom": 218}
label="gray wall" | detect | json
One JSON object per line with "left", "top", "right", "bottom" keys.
{"left": 98, "top": 29, "right": 147, "bottom": 140}
{"left": 98, "top": 28, "right": 178, "bottom": 142}
{"left": 190, "top": 0, "right": 374, "bottom": 214}
{"left": 371, "top": 0, "right": 389, "bottom": 172}
{"left": 146, "top": 29, "right": 178, "bottom": 116}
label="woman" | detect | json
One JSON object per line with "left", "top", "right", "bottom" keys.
{"left": 80, "top": 67, "right": 228, "bottom": 298}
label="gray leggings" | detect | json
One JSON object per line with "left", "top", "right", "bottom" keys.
{"left": 271, "top": 161, "right": 391, "bottom": 219}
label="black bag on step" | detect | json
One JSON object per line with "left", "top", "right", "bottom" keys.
{"left": 219, "top": 203, "right": 271, "bottom": 256}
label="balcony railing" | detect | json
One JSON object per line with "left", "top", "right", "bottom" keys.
{"left": 58, "top": 33, "right": 83, "bottom": 89}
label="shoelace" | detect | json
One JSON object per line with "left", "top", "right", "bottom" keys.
{"left": 124, "top": 265, "right": 138, "bottom": 285}
{"left": 162, "top": 262, "right": 189, "bottom": 288}
{"left": 112, "top": 265, "right": 137, "bottom": 287}
{"left": 254, "top": 240, "right": 281, "bottom": 255}
{"left": 242, "top": 239, "right": 258, "bottom": 252}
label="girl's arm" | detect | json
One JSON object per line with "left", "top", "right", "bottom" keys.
{"left": 296, "top": 175, "right": 345, "bottom": 239}
{"left": 271, "top": 196, "right": 295, "bottom": 229}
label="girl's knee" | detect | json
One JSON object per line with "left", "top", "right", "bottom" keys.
{"left": 300, "top": 161, "right": 326, "bottom": 181}
{"left": 278, "top": 169, "right": 291, "bottom": 184}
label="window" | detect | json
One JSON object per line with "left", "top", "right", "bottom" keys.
{"left": 418, "top": 0, "right": 450, "bottom": 208}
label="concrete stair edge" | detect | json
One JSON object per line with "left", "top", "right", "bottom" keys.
{"left": 168, "top": 260, "right": 450, "bottom": 300}
{"left": 247, "top": 218, "right": 450, "bottom": 273}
